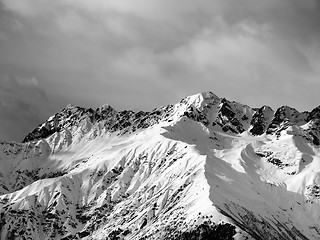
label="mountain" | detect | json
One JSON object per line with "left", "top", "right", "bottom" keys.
{"left": 1, "top": 91, "right": 320, "bottom": 239}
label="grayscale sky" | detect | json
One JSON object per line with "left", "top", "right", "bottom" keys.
{"left": 0, "top": 0, "right": 320, "bottom": 141}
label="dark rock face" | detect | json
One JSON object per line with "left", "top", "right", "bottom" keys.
{"left": 304, "top": 105, "right": 320, "bottom": 146}
{"left": 215, "top": 99, "right": 251, "bottom": 134}
{"left": 216, "top": 100, "right": 240, "bottom": 134}
{"left": 266, "top": 106, "right": 308, "bottom": 135}
{"left": 266, "top": 106, "right": 293, "bottom": 135}
{"left": 22, "top": 104, "right": 111, "bottom": 143}
{"left": 174, "top": 222, "right": 236, "bottom": 240}
{"left": 138, "top": 222, "right": 236, "bottom": 240}
{"left": 180, "top": 94, "right": 250, "bottom": 134}
{"left": 180, "top": 91, "right": 220, "bottom": 127}
{"left": 183, "top": 106, "right": 210, "bottom": 127}
{"left": 219, "top": 100, "right": 236, "bottom": 120}
{"left": 250, "top": 106, "right": 274, "bottom": 135}
{"left": 307, "top": 106, "right": 320, "bottom": 121}
{"left": 23, "top": 104, "right": 175, "bottom": 143}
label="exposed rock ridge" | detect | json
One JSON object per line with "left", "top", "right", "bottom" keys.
{"left": 23, "top": 92, "right": 320, "bottom": 146}
{"left": 22, "top": 104, "right": 174, "bottom": 143}
{"left": 178, "top": 92, "right": 320, "bottom": 146}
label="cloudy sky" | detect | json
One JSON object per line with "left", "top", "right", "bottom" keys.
{"left": 0, "top": 0, "right": 320, "bottom": 141}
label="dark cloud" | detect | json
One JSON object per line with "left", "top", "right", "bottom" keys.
{"left": 0, "top": 75, "right": 50, "bottom": 141}
{"left": 0, "top": 0, "right": 319, "bottom": 141}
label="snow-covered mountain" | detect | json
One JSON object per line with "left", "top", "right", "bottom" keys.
{"left": 1, "top": 91, "right": 320, "bottom": 239}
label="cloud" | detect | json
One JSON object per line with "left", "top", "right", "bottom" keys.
{"left": 0, "top": 0, "right": 319, "bottom": 119}
{"left": 0, "top": 75, "right": 50, "bottom": 141}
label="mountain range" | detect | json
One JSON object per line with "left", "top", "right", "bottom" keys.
{"left": 1, "top": 91, "right": 320, "bottom": 239}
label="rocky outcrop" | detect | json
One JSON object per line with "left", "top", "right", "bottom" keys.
{"left": 22, "top": 93, "right": 320, "bottom": 148}
{"left": 22, "top": 104, "right": 111, "bottom": 142}
{"left": 250, "top": 106, "right": 274, "bottom": 135}
{"left": 305, "top": 106, "right": 320, "bottom": 145}
{"left": 23, "top": 104, "right": 175, "bottom": 143}
{"left": 266, "top": 106, "right": 308, "bottom": 136}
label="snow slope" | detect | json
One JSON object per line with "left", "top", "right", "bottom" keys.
{"left": 1, "top": 92, "right": 320, "bottom": 239}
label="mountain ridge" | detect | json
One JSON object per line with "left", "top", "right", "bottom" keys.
{"left": 1, "top": 91, "right": 320, "bottom": 239}
{"left": 23, "top": 91, "right": 320, "bottom": 147}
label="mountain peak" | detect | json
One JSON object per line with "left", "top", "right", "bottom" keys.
{"left": 63, "top": 103, "right": 77, "bottom": 109}
{"left": 97, "top": 103, "right": 115, "bottom": 111}
{"left": 2, "top": 91, "right": 320, "bottom": 239}
{"left": 180, "top": 91, "right": 220, "bottom": 108}
{"left": 22, "top": 91, "right": 320, "bottom": 144}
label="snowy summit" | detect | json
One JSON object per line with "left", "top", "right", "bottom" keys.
{"left": 1, "top": 92, "right": 320, "bottom": 239}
